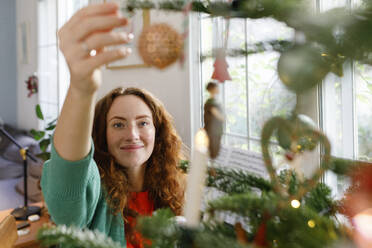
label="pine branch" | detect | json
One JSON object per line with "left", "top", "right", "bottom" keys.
{"left": 124, "top": 0, "right": 305, "bottom": 22}
{"left": 37, "top": 225, "right": 122, "bottom": 248}
{"left": 207, "top": 167, "right": 272, "bottom": 194}
{"left": 194, "top": 229, "right": 250, "bottom": 248}
{"left": 266, "top": 206, "right": 345, "bottom": 248}
{"left": 200, "top": 40, "right": 294, "bottom": 61}
{"left": 206, "top": 192, "right": 279, "bottom": 228}
{"left": 136, "top": 209, "right": 180, "bottom": 247}
{"left": 304, "top": 183, "right": 338, "bottom": 216}
{"left": 327, "top": 157, "right": 356, "bottom": 175}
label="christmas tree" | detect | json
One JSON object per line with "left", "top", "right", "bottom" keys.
{"left": 37, "top": 0, "right": 372, "bottom": 247}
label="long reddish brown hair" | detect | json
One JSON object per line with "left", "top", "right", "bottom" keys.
{"left": 92, "top": 87, "right": 185, "bottom": 220}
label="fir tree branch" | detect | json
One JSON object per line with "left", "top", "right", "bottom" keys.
{"left": 37, "top": 225, "right": 122, "bottom": 248}
{"left": 124, "top": 0, "right": 305, "bottom": 22}
{"left": 206, "top": 192, "right": 280, "bottom": 226}
{"left": 136, "top": 208, "right": 180, "bottom": 247}
{"left": 200, "top": 40, "right": 294, "bottom": 61}
{"left": 207, "top": 167, "right": 272, "bottom": 194}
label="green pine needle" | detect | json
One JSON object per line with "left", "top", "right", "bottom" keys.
{"left": 37, "top": 225, "right": 122, "bottom": 248}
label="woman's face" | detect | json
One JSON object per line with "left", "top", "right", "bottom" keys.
{"left": 106, "top": 95, "right": 156, "bottom": 169}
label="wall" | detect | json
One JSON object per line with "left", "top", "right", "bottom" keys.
{"left": 0, "top": 0, "right": 17, "bottom": 126}
{"left": 16, "top": 0, "right": 39, "bottom": 130}
{"left": 99, "top": 11, "right": 193, "bottom": 147}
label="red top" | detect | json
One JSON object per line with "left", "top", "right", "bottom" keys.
{"left": 125, "top": 191, "right": 154, "bottom": 248}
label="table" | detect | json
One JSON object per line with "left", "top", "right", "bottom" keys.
{"left": 0, "top": 202, "right": 50, "bottom": 248}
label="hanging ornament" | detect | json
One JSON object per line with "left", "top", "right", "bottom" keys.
{"left": 253, "top": 218, "right": 269, "bottom": 247}
{"left": 138, "top": 23, "right": 184, "bottom": 69}
{"left": 277, "top": 114, "right": 320, "bottom": 180}
{"left": 211, "top": 18, "right": 232, "bottom": 83}
{"left": 211, "top": 49, "right": 232, "bottom": 83}
{"left": 211, "top": 14, "right": 232, "bottom": 83}
{"left": 341, "top": 164, "right": 372, "bottom": 218}
{"left": 277, "top": 45, "right": 330, "bottom": 93}
{"left": 276, "top": 114, "right": 318, "bottom": 152}
{"left": 235, "top": 222, "right": 248, "bottom": 244}
{"left": 25, "top": 74, "right": 38, "bottom": 97}
{"left": 341, "top": 164, "right": 372, "bottom": 248}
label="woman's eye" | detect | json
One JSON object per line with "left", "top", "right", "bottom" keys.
{"left": 139, "top": 121, "right": 149, "bottom": 127}
{"left": 113, "top": 122, "right": 124, "bottom": 128}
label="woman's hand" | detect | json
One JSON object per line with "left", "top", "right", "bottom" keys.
{"left": 58, "top": 2, "right": 131, "bottom": 95}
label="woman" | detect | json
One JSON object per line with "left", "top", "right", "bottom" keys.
{"left": 41, "top": 3, "right": 185, "bottom": 247}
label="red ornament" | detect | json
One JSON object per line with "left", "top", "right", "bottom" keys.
{"left": 25, "top": 74, "right": 38, "bottom": 97}
{"left": 253, "top": 221, "right": 267, "bottom": 247}
{"left": 340, "top": 164, "right": 372, "bottom": 248}
{"left": 285, "top": 152, "right": 295, "bottom": 161}
{"left": 211, "top": 49, "right": 232, "bottom": 83}
{"left": 341, "top": 163, "right": 372, "bottom": 218}
{"left": 253, "top": 213, "right": 270, "bottom": 247}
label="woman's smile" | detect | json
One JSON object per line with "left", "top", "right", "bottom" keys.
{"left": 120, "top": 144, "right": 145, "bottom": 151}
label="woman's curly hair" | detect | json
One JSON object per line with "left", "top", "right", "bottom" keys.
{"left": 92, "top": 87, "right": 185, "bottom": 221}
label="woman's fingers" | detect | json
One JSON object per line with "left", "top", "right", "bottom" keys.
{"left": 57, "top": 2, "right": 134, "bottom": 93}
{"left": 69, "top": 15, "right": 128, "bottom": 42}
{"left": 83, "top": 48, "right": 132, "bottom": 74}
{"left": 68, "top": 2, "right": 119, "bottom": 25}
{"left": 65, "top": 31, "right": 132, "bottom": 60}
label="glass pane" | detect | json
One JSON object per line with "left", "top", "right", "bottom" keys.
{"left": 225, "top": 57, "right": 247, "bottom": 136}
{"left": 246, "top": 18, "right": 294, "bottom": 43}
{"left": 38, "top": 0, "right": 57, "bottom": 47}
{"left": 250, "top": 140, "right": 284, "bottom": 168}
{"left": 355, "top": 62, "right": 372, "bottom": 161}
{"left": 225, "top": 19, "right": 247, "bottom": 136}
{"left": 38, "top": 46, "right": 58, "bottom": 105}
{"left": 58, "top": 0, "right": 89, "bottom": 29}
{"left": 56, "top": 0, "right": 90, "bottom": 111}
{"left": 322, "top": 74, "right": 343, "bottom": 157}
{"left": 321, "top": 0, "right": 347, "bottom": 11}
{"left": 40, "top": 102, "right": 58, "bottom": 125}
{"left": 201, "top": 17, "right": 215, "bottom": 103}
{"left": 247, "top": 18, "right": 296, "bottom": 139}
{"left": 225, "top": 134, "right": 249, "bottom": 151}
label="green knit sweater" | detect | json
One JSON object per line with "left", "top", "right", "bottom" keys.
{"left": 41, "top": 140, "right": 126, "bottom": 246}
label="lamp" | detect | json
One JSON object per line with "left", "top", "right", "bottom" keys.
{"left": 0, "top": 126, "right": 41, "bottom": 220}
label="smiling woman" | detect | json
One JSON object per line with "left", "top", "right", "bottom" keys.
{"left": 92, "top": 87, "right": 185, "bottom": 247}
{"left": 40, "top": 3, "right": 185, "bottom": 248}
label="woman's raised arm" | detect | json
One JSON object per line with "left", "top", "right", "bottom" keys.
{"left": 53, "top": 2, "right": 131, "bottom": 161}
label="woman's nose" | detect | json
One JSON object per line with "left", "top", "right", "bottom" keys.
{"left": 124, "top": 124, "right": 139, "bottom": 141}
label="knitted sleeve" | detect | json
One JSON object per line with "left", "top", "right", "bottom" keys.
{"left": 41, "top": 137, "right": 101, "bottom": 228}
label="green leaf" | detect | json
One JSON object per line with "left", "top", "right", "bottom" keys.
{"left": 36, "top": 152, "right": 50, "bottom": 161}
{"left": 39, "top": 139, "right": 50, "bottom": 152}
{"left": 47, "top": 118, "right": 57, "bottom": 126}
{"left": 30, "top": 129, "right": 45, "bottom": 141}
{"left": 45, "top": 125, "right": 56, "bottom": 131}
{"left": 35, "top": 104, "right": 44, "bottom": 120}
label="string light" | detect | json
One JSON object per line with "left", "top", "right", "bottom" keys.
{"left": 307, "top": 220, "right": 316, "bottom": 228}
{"left": 353, "top": 209, "right": 372, "bottom": 241}
{"left": 291, "top": 199, "right": 301, "bottom": 208}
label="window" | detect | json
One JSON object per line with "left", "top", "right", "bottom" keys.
{"left": 199, "top": 16, "right": 296, "bottom": 155}
{"left": 320, "top": 0, "right": 372, "bottom": 197}
{"left": 37, "top": 0, "right": 88, "bottom": 126}
{"left": 197, "top": 0, "right": 372, "bottom": 197}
